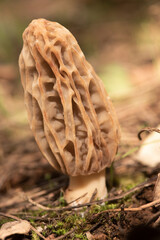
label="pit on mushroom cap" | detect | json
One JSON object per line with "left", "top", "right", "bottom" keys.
{"left": 19, "top": 18, "right": 120, "bottom": 205}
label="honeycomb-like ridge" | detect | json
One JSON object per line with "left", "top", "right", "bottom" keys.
{"left": 19, "top": 18, "right": 120, "bottom": 176}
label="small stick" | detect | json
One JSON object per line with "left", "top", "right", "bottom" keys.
{"left": 26, "top": 177, "right": 156, "bottom": 212}
{"left": 67, "top": 193, "right": 87, "bottom": 206}
{"left": 147, "top": 211, "right": 160, "bottom": 225}
{"left": 0, "top": 212, "right": 46, "bottom": 240}
{"left": 153, "top": 216, "right": 160, "bottom": 228}
{"left": 53, "top": 228, "right": 76, "bottom": 240}
{"left": 89, "top": 188, "right": 98, "bottom": 203}
{"left": 0, "top": 212, "right": 20, "bottom": 221}
{"left": 27, "top": 196, "right": 52, "bottom": 210}
{"left": 94, "top": 198, "right": 160, "bottom": 217}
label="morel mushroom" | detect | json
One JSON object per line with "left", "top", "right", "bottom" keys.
{"left": 19, "top": 19, "right": 120, "bottom": 204}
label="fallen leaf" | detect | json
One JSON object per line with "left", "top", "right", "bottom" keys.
{"left": 46, "top": 234, "right": 56, "bottom": 239}
{"left": 86, "top": 231, "right": 93, "bottom": 240}
{"left": 0, "top": 220, "right": 31, "bottom": 240}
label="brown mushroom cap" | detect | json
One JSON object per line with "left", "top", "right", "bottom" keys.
{"left": 19, "top": 18, "right": 120, "bottom": 176}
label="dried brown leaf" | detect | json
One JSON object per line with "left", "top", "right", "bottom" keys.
{"left": 46, "top": 234, "right": 56, "bottom": 240}
{"left": 0, "top": 220, "right": 31, "bottom": 240}
{"left": 86, "top": 231, "right": 93, "bottom": 240}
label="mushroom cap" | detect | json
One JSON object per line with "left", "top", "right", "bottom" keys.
{"left": 19, "top": 18, "right": 120, "bottom": 176}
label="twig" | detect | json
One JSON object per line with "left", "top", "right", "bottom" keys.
{"left": 67, "top": 193, "right": 87, "bottom": 206}
{"left": 105, "top": 176, "right": 156, "bottom": 202}
{"left": 153, "top": 216, "right": 160, "bottom": 228}
{"left": 0, "top": 212, "right": 46, "bottom": 240}
{"left": 0, "top": 212, "right": 20, "bottom": 221}
{"left": 27, "top": 196, "right": 52, "bottom": 210}
{"left": 94, "top": 198, "right": 160, "bottom": 217}
{"left": 26, "top": 177, "right": 156, "bottom": 212}
{"left": 138, "top": 127, "right": 160, "bottom": 140}
{"left": 89, "top": 188, "right": 98, "bottom": 203}
{"left": 147, "top": 211, "right": 160, "bottom": 225}
{"left": 53, "top": 228, "right": 76, "bottom": 240}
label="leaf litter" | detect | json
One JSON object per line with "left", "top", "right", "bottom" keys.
{"left": 1, "top": 1, "right": 160, "bottom": 239}
{"left": 0, "top": 220, "right": 31, "bottom": 240}
{"left": 1, "top": 48, "right": 160, "bottom": 240}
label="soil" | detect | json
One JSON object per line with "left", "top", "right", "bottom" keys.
{"left": 0, "top": 125, "right": 160, "bottom": 240}
{"left": 1, "top": 0, "right": 160, "bottom": 239}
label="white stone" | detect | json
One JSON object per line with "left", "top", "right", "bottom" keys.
{"left": 136, "top": 127, "right": 160, "bottom": 167}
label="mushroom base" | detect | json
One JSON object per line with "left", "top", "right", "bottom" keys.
{"left": 64, "top": 169, "right": 107, "bottom": 205}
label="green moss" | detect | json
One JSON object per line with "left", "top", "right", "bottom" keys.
{"left": 31, "top": 231, "right": 40, "bottom": 240}
{"left": 65, "top": 214, "right": 86, "bottom": 226}
{"left": 73, "top": 233, "right": 88, "bottom": 240}
{"left": 56, "top": 221, "right": 64, "bottom": 227}
{"left": 105, "top": 203, "right": 118, "bottom": 210}
{"left": 29, "top": 219, "right": 35, "bottom": 225}
{"left": 52, "top": 228, "right": 68, "bottom": 236}
{"left": 89, "top": 202, "right": 118, "bottom": 214}
{"left": 41, "top": 211, "right": 87, "bottom": 238}
{"left": 28, "top": 209, "right": 58, "bottom": 219}
{"left": 9, "top": 173, "right": 145, "bottom": 239}
{"left": 0, "top": 218, "right": 14, "bottom": 226}
{"left": 119, "top": 173, "right": 146, "bottom": 192}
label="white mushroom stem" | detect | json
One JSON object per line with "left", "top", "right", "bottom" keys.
{"left": 64, "top": 169, "right": 107, "bottom": 205}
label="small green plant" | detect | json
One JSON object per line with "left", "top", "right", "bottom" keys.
{"left": 89, "top": 202, "right": 118, "bottom": 214}
{"left": 65, "top": 213, "right": 86, "bottom": 226}
{"left": 59, "top": 192, "right": 66, "bottom": 207}
{"left": 73, "top": 233, "right": 88, "bottom": 240}
{"left": 0, "top": 218, "right": 14, "bottom": 226}
{"left": 56, "top": 221, "right": 64, "bottom": 227}
{"left": 47, "top": 224, "right": 53, "bottom": 229}
{"left": 32, "top": 231, "right": 40, "bottom": 240}
{"left": 29, "top": 219, "right": 35, "bottom": 225}
{"left": 52, "top": 228, "right": 68, "bottom": 236}
{"left": 105, "top": 203, "right": 118, "bottom": 210}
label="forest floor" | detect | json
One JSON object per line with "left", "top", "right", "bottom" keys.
{"left": 0, "top": 76, "right": 160, "bottom": 240}
{"left": 1, "top": 0, "right": 160, "bottom": 239}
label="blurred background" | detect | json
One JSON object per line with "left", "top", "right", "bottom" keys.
{"left": 1, "top": 0, "right": 160, "bottom": 194}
